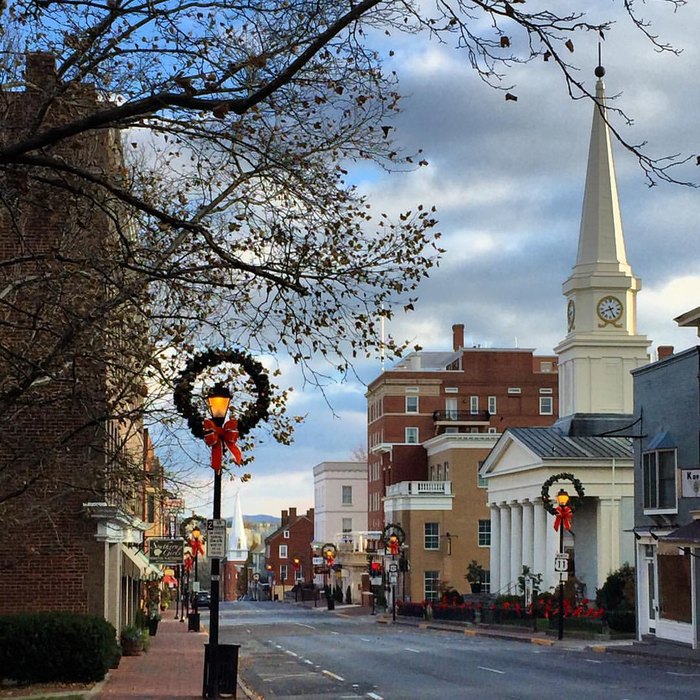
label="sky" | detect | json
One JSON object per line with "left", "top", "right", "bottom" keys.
{"left": 174, "top": 1, "right": 700, "bottom": 521}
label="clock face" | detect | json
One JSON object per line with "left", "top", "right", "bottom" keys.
{"left": 567, "top": 300, "right": 575, "bottom": 330}
{"left": 597, "top": 295, "right": 623, "bottom": 322}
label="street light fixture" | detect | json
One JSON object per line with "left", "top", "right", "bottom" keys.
{"left": 555, "top": 488, "right": 571, "bottom": 641}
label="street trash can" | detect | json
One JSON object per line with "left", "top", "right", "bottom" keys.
{"left": 187, "top": 612, "right": 200, "bottom": 632}
{"left": 326, "top": 596, "right": 335, "bottom": 611}
{"left": 203, "top": 643, "right": 240, "bottom": 698}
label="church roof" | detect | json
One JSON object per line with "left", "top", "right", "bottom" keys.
{"left": 507, "top": 427, "right": 633, "bottom": 460}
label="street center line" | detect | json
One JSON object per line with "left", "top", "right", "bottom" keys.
{"left": 367, "top": 693, "right": 384, "bottom": 700}
{"left": 478, "top": 666, "right": 505, "bottom": 674}
{"left": 405, "top": 647, "right": 421, "bottom": 653}
{"left": 323, "top": 670, "right": 345, "bottom": 681}
{"left": 285, "top": 650, "right": 298, "bottom": 657}
{"left": 295, "top": 622, "right": 315, "bottom": 629}
{"left": 361, "top": 638, "right": 371, "bottom": 642}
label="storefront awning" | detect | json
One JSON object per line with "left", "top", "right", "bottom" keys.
{"left": 122, "top": 544, "right": 151, "bottom": 579}
{"left": 660, "top": 519, "right": 700, "bottom": 547}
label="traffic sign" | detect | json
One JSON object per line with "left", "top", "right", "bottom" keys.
{"left": 389, "top": 573, "right": 398, "bottom": 585}
{"left": 388, "top": 563, "right": 399, "bottom": 573}
{"left": 554, "top": 553, "right": 569, "bottom": 572}
{"left": 207, "top": 518, "right": 227, "bottom": 559}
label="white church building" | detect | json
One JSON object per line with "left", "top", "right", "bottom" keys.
{"left": 481, "top": 65, "right": 651, "bottom": 597}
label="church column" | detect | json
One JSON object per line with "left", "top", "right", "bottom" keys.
{"left": 489, "top": 505, "right": 501, "bottom": 594}
{"left": 499, "top": 504, "right": 511, "bottom": 595}
{"left": 545, "top": 509, "right": 559, "bottom": 591}
{"left": 522, "top": 500, "right": 535, "bottom": 572}
{"left": 597, "top": 497, "right": 621, "bottom": 589}
{"left": 533, "top": 500, "right": 547, "bottom": 580}
{"left": 510, "top": 502, "right": 523, "bottom": 590}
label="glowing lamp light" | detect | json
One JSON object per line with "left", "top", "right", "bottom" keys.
{"left": 556, "top": 489, "right": 570, "bottom": 507}
{"left": 206, "top": 383, "right": 232, "bottom": 421}
{"left": 191, "top": 525, "right": 201, "bottom": 540}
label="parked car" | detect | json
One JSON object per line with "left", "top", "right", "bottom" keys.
{"left": 194, "top": 591, "right": 211, "bottom": 609}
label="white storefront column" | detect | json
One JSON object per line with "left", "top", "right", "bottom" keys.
{"left": 522, "top": 501, "right": 534, "bottom": 572}
{"left": 510, "top": 503, "right": 523, "bottom": 590}
{"left": 533, "top": 500, "right": 547, "bottom": 581}
{"left": 499, "top": 504, "right": 511, "bottom": 595}
{"left": 489, "top": 506, "right": 501, "bottom": 594}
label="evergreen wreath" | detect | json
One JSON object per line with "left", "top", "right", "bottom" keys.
{"left": 173, "top": 348, "right": 270, "bottom": 439}
{"left": 540, "top": 472, "right": 585, "bottom": 515}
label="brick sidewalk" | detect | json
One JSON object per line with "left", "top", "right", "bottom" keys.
{"left": 96, "top": 618, "right": 207, "bottom": 699}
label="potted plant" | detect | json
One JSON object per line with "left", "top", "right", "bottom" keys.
{"left": 465, "top": 560, "right": 485, "bottom": 594}
{"left": 120, "top": 625, "right": 144, "bottom": 656}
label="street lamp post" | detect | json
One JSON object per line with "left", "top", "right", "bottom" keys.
{"left": 204, "top": 383, "right": 234, "bottom": 700}
{"left": 555, "top": 489, "right": 571, "bottom": 641}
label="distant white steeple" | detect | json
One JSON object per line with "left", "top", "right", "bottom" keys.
{"left": 226, "top": 490, "right": 248, "bottom": 563}
{"left": 555, "top": 63, "right": 650, "bottom": 416}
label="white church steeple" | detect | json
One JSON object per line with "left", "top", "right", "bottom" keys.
{"left": 555, "top": 64, "right": 650, "bottom": 417}
{"left": 226, "top": 490, "right": 248, "bottom": 562}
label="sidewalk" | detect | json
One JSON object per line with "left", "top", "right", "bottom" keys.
{"left": 96, "top": 617, "right": 207, "bottom": 699}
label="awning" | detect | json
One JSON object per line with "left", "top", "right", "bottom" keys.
{"left": 660, "top": 519, "right": 700, "bottom": 547}
{"left": 122, "top": 545, "right": 151, "bottom": 579}
{"left": 163, "top": 575, "right": 177, "bottom": 586}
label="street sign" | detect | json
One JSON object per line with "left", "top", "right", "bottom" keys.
{"left": 207, "top": 518, "right": 227, "bottom": 559}
{"left": 554, "top": 553, "right": 569, "bottom": 572}
{"left": 148, "top": 538, "right": 184, "bottom": 565}
{"left": 253, "top": 573, "right": 260, "bottom": 582}
{"left": 388, "top": 563, "right": 399, "bottom": 573}
{"left": 389, "top": 573, "right": 398, "bottom": 585}
{"left": 558, "top": 572, "right": 569, "bottom": 583}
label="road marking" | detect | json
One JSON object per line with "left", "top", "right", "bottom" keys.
{"left": 323, "top": 670, "right": 345, "bottom": 681}
{"left": 367, "top": 693, "right": 384, "bottom": 700}
{"left": 331, "top": 630, "right": 341, "bottom": 635}
{"left": 478, "top": 666, "right": 505, "bottom": 675}
{"left": 285, "top": 650, "right": 298, "bottom": 657}
{"left": 405, "top": 647, "right": 421, "bottom": 653}
{"left": 361, "top": 638, "right": 371, "bottom": 642}
{"left": 585, "top": 659, "right": 603, "bottom": 664}
{"left": 303, "top": 659, "right": 314, "bottom": 665}
{"left": 295, "top": 623, "right": 315, "bottom": 629}
{"left": 667, "top": 671, "right": 700, "bottom": 677}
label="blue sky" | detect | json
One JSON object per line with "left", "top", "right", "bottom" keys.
{"left": 172, "top": 1, "right": 700, "bottom": 520}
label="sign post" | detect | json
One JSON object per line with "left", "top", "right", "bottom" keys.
{"left": 207, "top": 519, "right": 227, "bottom": 559}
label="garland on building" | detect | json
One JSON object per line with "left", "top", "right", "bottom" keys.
{"left": 173, "top": 348, "right": 270, "bottom": 439}
{"left": 540, "top": 472, "right": 585, "bottom": 515}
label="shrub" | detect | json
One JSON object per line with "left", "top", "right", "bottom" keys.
{"left": 596, "top": 563, "right": 635, "bottom": 611}
{"left": 0, "top": 612, "right": 119, "bottom": 683}
{"left": 396, "top": 601, "right": 425, "bottom": 618}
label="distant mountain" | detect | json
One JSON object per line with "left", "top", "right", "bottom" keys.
{"left": 243, "top": 514, "right": 280, "bottom": 524}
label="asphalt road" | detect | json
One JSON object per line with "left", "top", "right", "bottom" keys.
{"left": 213, "top": 601, "right": 700, "bottom": 700}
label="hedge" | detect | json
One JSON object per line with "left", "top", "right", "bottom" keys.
{"left": 0, "top": 612, "right": 119, "bottom": 683}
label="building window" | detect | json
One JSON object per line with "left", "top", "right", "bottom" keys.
{"left": 424, "top": 522, "right": 439, "bottom": 550}
{"left": 470, "top": 396, "right": 479, "bottom": 414}
{"left": 478, "top": 520, "right": 491, "bottom": 547}
{"left": 342, "top": 485, "right": 353, "bottom": 505}
{"left": 643, "top": 449, "right": 678, "bottom": 512}
{"left": 146, "top": 493, "right": 155, "bottom": 523}
{"left": 405, "top": 427, "right": 419, "bottom": 444}
{"left": 483, "top": 570, "right": 492, "bottom": 594}
{"left": 445, "top": 387, "right": 458, "bottom": 394}
{"left": 539, "top": 387, "right": 553, "bottom": 394}
{"left": 444, "top": 462, "right": 450, "bottom": 481}
{"left": 445, "top": 398, "right": 458, "bottom": 420}
{"left": 279, "top": 544, "right": 288, "bottom": 558}
{"left": 539, "top": 396, "right": 553, "bottom": 415}
{"left": 507, "top": 387, "right": 521, "bottom": 395}
{"left": 405, "top": 395, "right": 419, "bottom": 413}
{"left": 283, "top": 530, "right": 290, "bottom": 539}
{"left": 280, "top": 564, "right": 288, "bottom": 581}
{"left": 342, "top": 517, "right": 352, "bottom": 533}
{"left": 488, "top": 396, "right": 497, "bottom": 414}
{"left": 444, "top": 427, "right": 459, "bottom": 434}
{"left": 477, "top": 461, "right": 487, "bottom": 488}
{"left": 424, "top": 571, "right": 440, "bottom": 602}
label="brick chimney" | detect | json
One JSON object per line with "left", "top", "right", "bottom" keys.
{"left": 289, "top": 507, "right": 297, "bottom": 520}
{"left": 281, "top": 509, "right": 288, "bottom": 526}
{"left": 25, "top": 52, "right": 58, "bottom": 91}
{"left": 658, "top": 346, "right": 674, "bottom": 360}
{"left": 452, "top": 324, "right": 465, "bottom": 351}
{"left": 306, "top": 508, "right": 314, "bottom": 520}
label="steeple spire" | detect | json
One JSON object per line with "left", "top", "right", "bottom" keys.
{"left": 573, "top": 62, "right": 631, "bottom": 277}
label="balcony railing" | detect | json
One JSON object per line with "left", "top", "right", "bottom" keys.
{"left": 386, "top": 480, "right": 452, "bottom": 497}
{"left": 433, "top": 410, "right": 491, "bottom": 423}
{"left": 332, "top": 531, "right": 383, "bottom": 554}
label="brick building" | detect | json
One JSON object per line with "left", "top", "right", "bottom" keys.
{"left": 0, "top": 54, "right": 161, "bottom": 631}
{"left": 367, "top": 324, "right": 559, "bottom": 531}
{"left": 264, "top": 507, "right": 314, "bottom": 599}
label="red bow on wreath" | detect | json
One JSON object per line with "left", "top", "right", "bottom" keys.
{"left": 184, "top": 555, "right": 193, "bottom": 572}
{"left": 203, "top": 417, "right": 242, "bottom": 472}
{"left": 554, "top": 505, "right": 573, "bottom": 532}
{"left": 190, "top": 538, "right": 205, "bottom": 558}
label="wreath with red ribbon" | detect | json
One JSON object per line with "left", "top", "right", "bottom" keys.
{"left": 540, "top": 472, "right": 585, "bottom": 519}
{"left": 173, "top": 349, "right": 270, "bottom": 470}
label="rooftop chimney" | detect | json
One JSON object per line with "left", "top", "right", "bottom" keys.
{"left": 289, "top": 507, "right": 297, "bottom": 520}
{"left": 281, "top": 509, "right": 288, "bottom": 526}
{"left": 658, "top": 346, "right": 674, "bottom": 360}
{"left": 25, "top": 52, "right": 58, "bottom": 91}
{"left": 452, "top": 324, "right": 465, "bottom": 351}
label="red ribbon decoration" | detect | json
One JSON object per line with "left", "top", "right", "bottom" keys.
{"left": 184, "top": 555, "right": 193, "bottom": 572}
{"left": 190, "top": 537, "right": 205, "bottom": 558}
{"left": 553, "top": 505, "right": 573, "bottom": 532}
{"left": 388, "top": 536, "right": 400, "bottom": 556}
{"left": 203, "top": 417, "right": 242, "bottom": 472}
